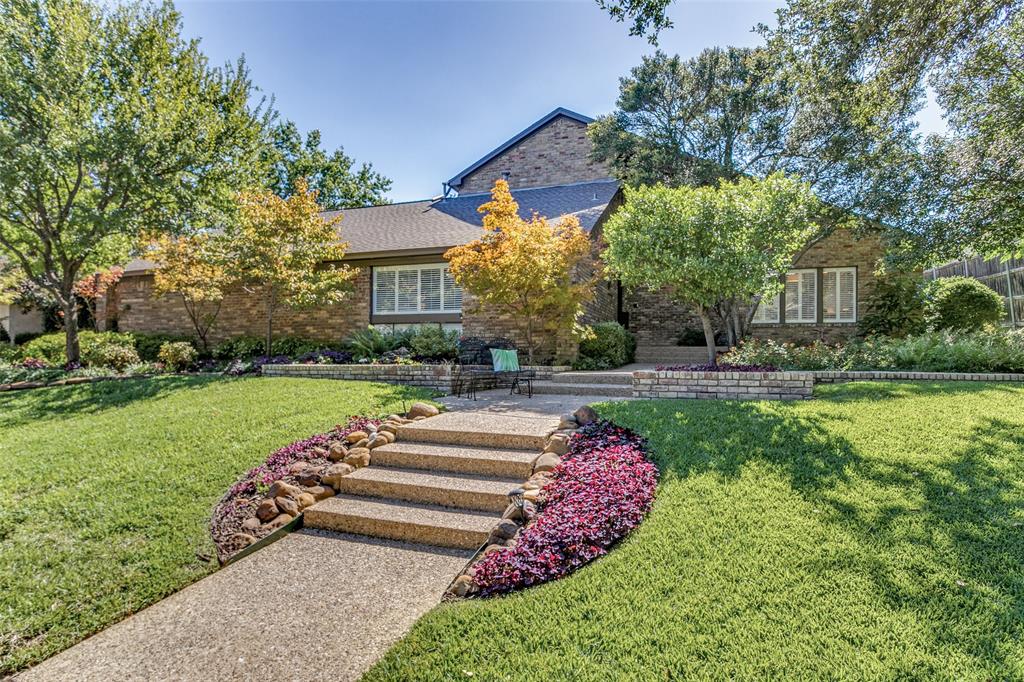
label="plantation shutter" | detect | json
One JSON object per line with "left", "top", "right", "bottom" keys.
{"left": 785, "top": 270, "right": 817, "bottom": 323}
{"left": 823, "top": 267, "right": 856, "bottom": 322}
{"left": 374, "top": 270, "right": 396, "bottom": 313}
{"left": 420, "top": 267, "right": 442, "bottom": 311}
{"left": 752, "top": 292, "right": 780, "bottom": 323}
{"left": 443, "top": 268, "right": 463, "bottom": 311}
{"left": 397, "top": 269, "right": 419, "bottom": 312}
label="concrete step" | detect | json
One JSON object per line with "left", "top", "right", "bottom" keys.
{"left": 396, "top": 412, "right": 554, "bottom": 451}
{"left": 547, "top": 371, "right": 633, "bottom": 385}
{"left": 334, "top": 465, "right": 520, "bottom": 512}
{"left": 303, "top": 495, "right": 497, "bottom": 549}
{"left": 531, "top": 381, "right": 634, "bottom": 397}
{"left": 371, "top": 442, "right": 535, "bottom": 479}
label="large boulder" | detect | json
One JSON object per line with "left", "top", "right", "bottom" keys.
{"left": 407, "top": 402, "right": 439, "bottom": 419}
{"left": 573, "top": 405, "right": 599, "bottom": 426}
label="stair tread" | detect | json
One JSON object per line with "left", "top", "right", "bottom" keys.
{"left": 307, "top": 494, "right": 498, "bottom": 532}
{"left": 373, "top": 441, "right": 537, "bottom": 462}
{"left": 343, "top": 465, "right": 522, "bottom": 493}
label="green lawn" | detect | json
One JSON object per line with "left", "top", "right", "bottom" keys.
{"left": 0, "top": 375, "right": 429, "bottom": 674}
{"left": 366, "top": 382, "right": 1024, "bottom": 680}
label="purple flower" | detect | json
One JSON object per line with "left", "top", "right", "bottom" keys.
{"left": 656, "top": 363, "right": 779, "bottom": 372}
{"left": 471, "top": 421, "right": 657, "bottom": 596}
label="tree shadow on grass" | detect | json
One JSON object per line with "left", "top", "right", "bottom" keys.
{"left": 599, "top": 393, "right": 1024, "bottom": 674}
{"left": 0, "top": 375, "right": 226, "bottom": 429}
{"left": 815, "top": 379, "right": 1024, "bottom": 402}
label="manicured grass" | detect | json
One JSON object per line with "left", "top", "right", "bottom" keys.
{"left": 366, "top": 382, "right": 1024, "bottom": 680}
{"left": 0, "top": 376, "right": 430, "bottom": 674}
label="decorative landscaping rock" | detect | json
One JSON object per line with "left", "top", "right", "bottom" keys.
{"left": 306, "top": 484, "right": 336, "bottom": 501}
{"left": 322, "top": 463, "right": 355, "bottom": 488}
{"left": 490, "top": 519, "right": 520, "bottom": 541}
{"left": 256, "top": 498, "right": 279, "bottom": 522}
{"left": 264, "top": 513, "right": 294, "bottom": 532}
{"left": 544, "top": 435, "right": 569, "bottom": 456}
{"left": 275, "top": 496, "right": 300, "bottom": 517}
{"left": 328, "top": 442, "right": 348, "bottom": 461}
{"left": 533, "top": 452, "right": 562, "bottom": 473}
{"left": 558, "top": 413, "right": 579, "bottom": 430}
{"left": 501, "top": 500, "right": 537, "bottom": 522}
{"left": 407, "top": 402, "right": 439, "bottom": 419}
{"left": 573, "top": 405, "right": 599, "bottom": 426}
{"left": 343, "top": 449, "right": 371, "bottom": 468}
{"left": 268, "top": 480, "right": 301, "bottom": 500}
{"left": 379, "top": 424, "right": 398, "bottom": 436}
{"left": 346, "top": 430, "right": 369, "bottom": 444}
{"left": 209, "top": 416, "right": 380, "bottom": 563}
{"left": 224, "top": 533, "right": 257, "bottom": 554}
{"left": 449, "top": 575, "right": 477, "bottom": 598}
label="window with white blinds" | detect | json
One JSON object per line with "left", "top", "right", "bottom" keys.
{"left": 373, "top": 264, "right": 462, "bottom": 314}
{"left": 823, "top": 267, "right": 857, "bottom": 322}
{"left": 785, "top": 269, "right": 817, "bottom": 323}
{"left": 751, "top": 292, "right": 781, "bottom": 323}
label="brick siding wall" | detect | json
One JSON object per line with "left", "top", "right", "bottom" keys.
{"left": 107, "top": 268, "right": 371, "bottom": 344}
{"left": 456, "top": 115, "right": 612, "bottom": 194}
{"left": 624, "top": 228, "right": 886, "bottom": 348}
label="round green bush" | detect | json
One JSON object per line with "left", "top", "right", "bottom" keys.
{"left": 574, "top": 322, "right": 636, "bottom": 370}
{"left": 923, "top": 276, "right": 1004, "bottom": 331}
{"left": 83, "top": 343, "right": 141, "bottom": 371}
{"left": 20, "top": 331, "right": 136, "bottom": 366}
{"left": 158, "top": 341, "right": 198, "bottom": 371}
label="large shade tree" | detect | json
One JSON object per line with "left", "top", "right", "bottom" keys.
{"left": 0, "top": 0, "right": 267, "bottom": 363}
{"left": 589, "top": 48, "right": 918, "bottom": 229}
{"left": 602, "top": 173, "right": 823, "bottom": 364}
{"left": 261, "top": 120, "right": 392, "bottom": 209}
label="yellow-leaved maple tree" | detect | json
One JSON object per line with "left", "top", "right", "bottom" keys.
{"left": 445, "top": 179, "right": 596, "bottom": 363}
{"left": 226, "top": 178, "right": 355, "bottom": 355}
{"left": 150, "top": 232, "right": 230, "bottom": 352}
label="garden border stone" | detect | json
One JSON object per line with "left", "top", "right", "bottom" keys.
{"left": 262, "top": 363, "right": 570, "bottom": 393}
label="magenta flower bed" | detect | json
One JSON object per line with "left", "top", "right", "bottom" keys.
{"left": 472, "top": 421, "right": 657, "bottom": 596}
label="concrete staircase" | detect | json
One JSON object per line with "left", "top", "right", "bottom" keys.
{"left": 531, "top": 370, "right": 634, "bottom": 397}
{"left": 635, "top": 345, "right": 729, "bottom": 364}
{"left": 303, "top": 412, "right": 555, "bottom": 550}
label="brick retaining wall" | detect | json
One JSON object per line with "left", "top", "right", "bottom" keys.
{"left": 632, "top": 369, "right": 1024, "bottom": 401}
{"left": 263, "top": 364, "right": 570, "bottom": 393}
{"left": 633, "top": 370, "right": 815, "bottom": 400}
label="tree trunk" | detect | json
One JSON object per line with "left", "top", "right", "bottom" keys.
{"left": 731, "top": 305, "right": 743, "bottom": 347}
{"left": 525, "top": 314, "right": 535, "bottom": 365}
{"left": 62, "top": 296, "right": 81, "bottom": 366}
{"left": 697, "top": 305, "right": 717, "bottom": 365}
{"left": 265, "top": 287, "right": 275, "bottom": 357}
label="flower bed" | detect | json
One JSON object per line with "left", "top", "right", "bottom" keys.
{"left": 470, "top": 420, "right": 657, "bottom": 596}
{"left": 209, "top": 415, "right": 381, "bottom": 562}
{"left": 655, "top": 363, "right": 779, "bottom": 372}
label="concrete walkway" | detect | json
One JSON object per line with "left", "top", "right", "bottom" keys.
{"left": 17, "top": 531, "right": 471, "bottom": 682}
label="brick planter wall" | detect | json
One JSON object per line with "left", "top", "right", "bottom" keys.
{"left": 262, "top": 364, "right": 570, "bottom": 393}
{"left": 632, "top": 370, "right": 815, "bottom": 400}
{"left": 631, "top": 369, "right": 1024, "bottom": 401}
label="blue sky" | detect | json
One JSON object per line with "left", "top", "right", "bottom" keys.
{"left": 178, "top": 0, "right": 945, "bottom": 202}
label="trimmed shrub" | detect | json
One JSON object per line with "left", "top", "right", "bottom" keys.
{"left": 131, "top": 332, "right": 194, "bottom": 362}
{"left": 574, "top": 322, "right": 636, "bottom": 370}
{"left": 158, "top": 341, "right": 198, "bottom": 371}
{"left": 859, "top": 271, "right": 927, "bottom": 338}
{"left": 923, "top": 276, "right": 1004, "bottom": 331}
{"left": 212, "top": 336, "right": 268, "bottom": 361}
{"left": 472, "top": 420, "right": 657, "bottom": 596}
{"left": 409, "top": 327, "right": 459, "bottom": 362}
{"left": 656, "top": 363, "right": 780, "bottom": 372}
{"left": 13, "top": 331, "right": 42, "bottom": 345}
{"left": 83, "top": 343, "right": 141, "bottom": 371}
{"left": 21, "top": 331, "right": 135, "bottom": 366}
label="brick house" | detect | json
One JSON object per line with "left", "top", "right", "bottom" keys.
{"left": 101, "top": 107, "right": 884, "bottom": 363}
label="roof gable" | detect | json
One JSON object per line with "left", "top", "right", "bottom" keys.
{"left": 446, "top": 107, "right": 595, "bottom": 190}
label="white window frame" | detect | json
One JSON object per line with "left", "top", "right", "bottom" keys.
{"left": 372, "top": 263, "right": 462, "bottom": 315}
{"left": 751, "top": 291, "right": 781, "bottom": 324}
{"left": 785, "top": 269, "right": 818, "bottom": 324}
{"left": 823, "top": 266, "right": 857, "bottom": 322}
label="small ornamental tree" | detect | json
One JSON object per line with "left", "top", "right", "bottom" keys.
{"left": 225, "top": 178, "right": 355, "bottom": 355}
{"left": 72, "top": 266, "right": 123, "bottom": 327}
{"left": 602, "top": 173, "right": 823, "bottom": 364}
{"left": 445, "top": 180, "right": 596, "bottom": 363}
{"left": 150, "top": 233, "right": 230, "bottom": 352}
